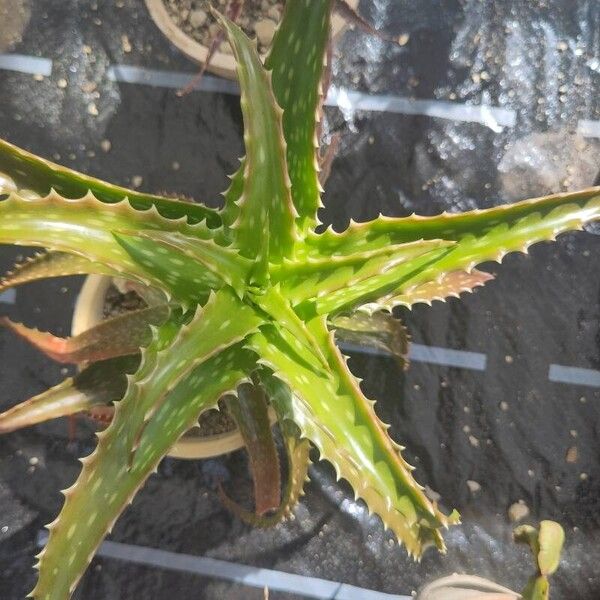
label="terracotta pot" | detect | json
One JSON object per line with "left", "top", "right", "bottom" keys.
{"left": 417, "top": 574, "right": 520, "bottom": 600}
{"left": 145, "top": 0, "right": 359, "bottom": 80}
{"left": 72, "top": 275, "right": 249, "bottom": 459}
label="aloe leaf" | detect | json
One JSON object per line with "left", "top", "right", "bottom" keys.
{"left": 1, "top": 305, "right": 169, "bottom": 363}
{"left": 225, "top": 383, "right": 281, "bottom": 516}
{"left": 0, "top": 190, "right": 214, "bottom": 293}
{"left": 215, "top": 12, "right": 297, "bottom": 278}
{"left": 0, "top": 137, "right": 221, "bottom": 227}
{"left": 122, "top": 230, "right": 253, "bottom": 298}
{"left": 265, "top": 1, "right": 333, "bottom": 232}
{"left": 129, "top": 288, "right": 264, "bottom": 459}
{"left": 331, "top": 310, "right": 409, "bottom": 369}
{"left": 0, "top": 356, "right": 138, "bottom": 433}
{"left": 112, "top": 233, "right": 217, "bottom": 304}
{"left": 308, "top": 188, "right": 600, "bottom": 256}
{"left": 31, "top": 339, "right": 254, "bottom": 599}
{"left": 364, "top": 269, "right": 494, "bottom": 311}
{"left": 303, "top": 243, "right": 455, "bottom": 316}
{"left": 278, "top": 240, "right": 454, "bottom": 307}
{"left": 249, "top": 321, "right": 458, "bottom": 557}
{"left": 220, "top": 404, "right": 310, "bottom": 527}
{"left": 0, "top": 252, "right": 118, "bottom": 293}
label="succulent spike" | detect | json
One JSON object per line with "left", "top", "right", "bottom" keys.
{"left": 0, "top": 304, "right": 169, "bottom": 363}
{"left": 0, "top": 137, "right": 221, "bottom": 227}
{"left": 276, "top": 239, "right": 454, "bottom": 307}
{"left": 0, "top": 356, "right": 139, "bottom": 433}
{"left": 0, "top": 190, "right": 217, "bottom": 295}
{"left": 308, "top": 244, "right": 455, "bottom": 316}
{"left": 265, "top": 0, "right": 333, "bottom": 232}
{"left": 120, "top": 229, "right": 253, "bottom": 299}
{"left": 112, "top": 233, "right": 216, "bottom": 306}
{"left": 248, "top": 321, "right": 458, "bottom": 556}
{"left": 0, "top": 251, "right": 117, "bottom": 293}
{"left": 215, "top": 10, "right": 297, "bottom": 280}
{"left": 364, "top": 269, "right": 495, "bottom": 311}
{"left": 220, "top": 393, "right": 311, "bottom": 528}
{"left": 224, "top": 383, "right": 281, "bottom": 516}
{"left": 308, "top": 188, "right": 600, "bottom": 256}
{"left": 30, "top": 338, "right": 255, "bottom": 599}
{"left": 128, "top": 288, "right": 264, "bottom": 462}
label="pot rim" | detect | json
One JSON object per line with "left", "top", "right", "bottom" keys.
{"left": 144, "top": 0, "right": 359, "bottom": 80}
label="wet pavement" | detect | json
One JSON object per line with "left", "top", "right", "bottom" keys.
{"left": 1, "top": 0, "right": 600, "bottom": 598}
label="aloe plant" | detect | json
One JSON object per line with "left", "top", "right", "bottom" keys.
{"left": 0, "top": 3, "right": 598, "bottom": 598}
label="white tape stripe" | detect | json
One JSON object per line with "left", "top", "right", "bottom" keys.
{"left": 36, "top": 531, "right": 409, "bottom": 599}
{"left": 549, "top": 364, "right": 600, "bottom": 387}
{"left": 339, "top": 341, "right": 486, "bottom": 371}
{"left": 0, "top": 289, "right": 16, "bottom": 304}
{"left": 577, "top": 119, "right": 600, "bottom": 138}
{"left": 107, "top": 63, "right": 514, "bottom": 129}
{"left": 106, "top": 64, "right": 240, "bottom": 95}
{"left": 0, "top": 54, "right": 52, "bottom": 76}
{"left": 325, "top": 85, "right": 516, "bottom": 130}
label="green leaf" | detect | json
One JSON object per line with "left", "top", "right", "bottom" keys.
{"left": 224, "top": 383, "right": 281, "bottom": 516}
{"left": 0, "top": 190, "right": 215, "bottom": 294}
{"left": 537, "top": 520, "right": 565, "bottom": 576}
{"left": 0, "top": 137, "right": 221, "bottom": 227}
{"left": 331, "top": 310, "right": 410, "bottom": 369}
{"left": 0, "top": 356, "right": 138, "bottom": 433}
{"left": 265, "top": 1, "right": 333, "bottom": 232}
{"left": 302, "top": 243, "right": 455, "bottom": 316}
{"left": 113, "top": 233, "right": 217, "bottom": 305}
{"left": 363, "top": 269, "right": 494, "bottom": 311}
{"left": 123, "top": 229, "right": 253, "bottom": 298}
{"left": 521, "top": 576, "right": 550, "bottom": 600}
{"left": 215, "top": 12, "right": 297, "bottom": 278}
{"left": 308, "top": 188, "right": 600, "bottom": 256}
{"left": 1, "top": 305, "right": 169, "bottom": 363}
{"left": 248, "top": 320, "right": 458, "bottom": 557}
{"left": 128, "top": 288, "right": 264, "bottom": 460}
{"left": 277, "top": 240, "right": 454, "bottom": 307}
{"left": 0, "top": 252, "right": 117, "bottom": 293}
{"left": 31, "top": 339, "right": 254, "bottom": 599}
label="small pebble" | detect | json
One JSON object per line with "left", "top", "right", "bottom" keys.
{"left": 57, "top": 78, "right": 68, "bottom": 89}
{"left": 189, "top": 9, "right": 208, "bottom": 28}
{"left": 466, "top": 480, "right": 481, "bottom": 493}
{"left": 566, "top": 446, "right": 578, "bottom": 463}
{"left": 121, "top": 34, "right": 132, "bottom": 53}
{"left": 29, "top": 456, "right": 39, "bottom": 466}
{"left": 87, "top": 102, "right": 99, "bottom": 116}
{"left": 172, "top": 161, "right": 180, "bottom": 171}
{"left": 500, "top": 401, "right": 509, "bottom": 411}
{"left": 505, "top": 355, "right": 514, "bottom": 364}
{"left": 398, "top": 33, "right": 410, "bottom": 46}
{"left": 508, "top": 500, "right": 529, "bottom": 522}
{"left": 131, "top": 175, "right": 143, "bottom": 188}
{"left": 33, "top": 73, "right": 44, "bottom": 81}
{"left": 100, "top": 139, "right": 111, "bottom": 153}
{"left": 255, "top": 19, "right": 276, "bottom": 47}
{"left": 468, "top": 435, "right": 480, "bottom": 448}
